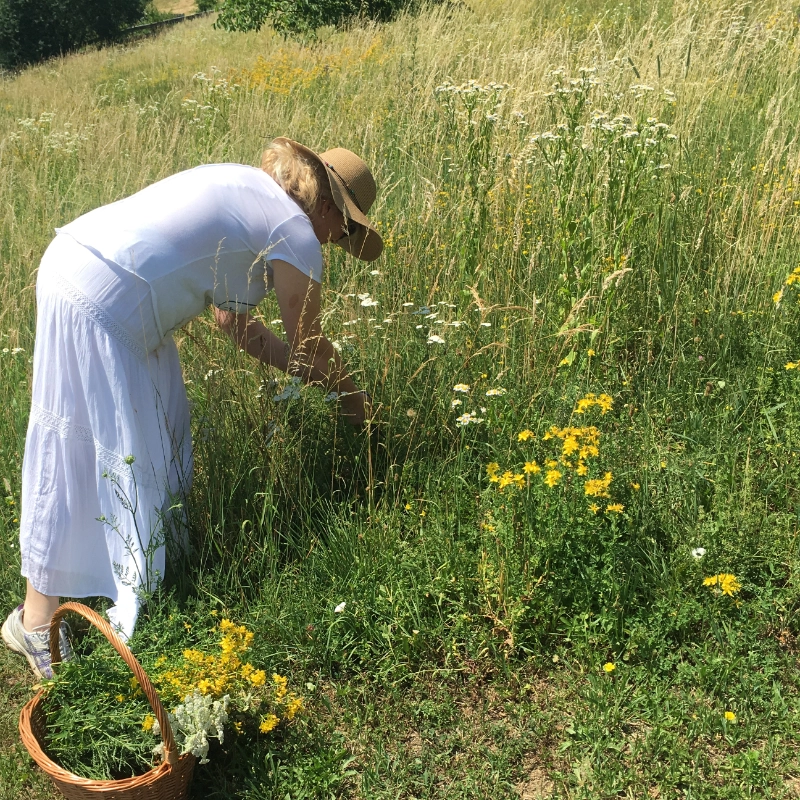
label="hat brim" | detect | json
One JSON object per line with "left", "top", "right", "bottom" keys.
{"left": 272, "top": 137, "right": 383, "bottom": 262}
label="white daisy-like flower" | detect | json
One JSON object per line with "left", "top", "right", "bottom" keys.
{"left": 451, "top": 399, "right": 462, "bottom": 408}
{"left": 691, "top": 547, "right": 706, "bottom": 560}
{"left": 453, "top": 384, "right": 470, "bottom": 393}
{"left": 485, "top": 388, "right": 507, "bottom": 397}
{"left": 402, "top": 302, "right": 415, "bottom": 307}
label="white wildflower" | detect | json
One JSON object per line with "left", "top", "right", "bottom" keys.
{"left": 427, "top": 334, "right": 446, "bottom": 345}
{"left": 334, "top": 601, "right": 347, "bottom": 613}
{"left": 455, "top": 411, "right": 484, "bottom": 427}
{"left": 691, "top": 547, "right": 707, "bottom": 560}
{"left": 152, "top": 691, "right": 229, "bottom": 765}
{"left": 453, "top": 384, "right": 470, "bottom": 393}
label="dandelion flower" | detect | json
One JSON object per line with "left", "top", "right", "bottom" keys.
{"left": 603, "top": 662, "right": 615, "bottom": 673}
{"left": 724, "top": 711, "right": 737, "bottom": 723}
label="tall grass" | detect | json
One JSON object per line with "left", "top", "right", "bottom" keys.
{"left": 2, "top": 1, "right": 800, "bottom": 797}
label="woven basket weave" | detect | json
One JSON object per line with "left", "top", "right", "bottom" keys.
{"left": 19, "top": 602, "right": 196, "bottom": 800}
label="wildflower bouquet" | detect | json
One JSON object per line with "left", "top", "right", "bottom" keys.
{"left": 39, "top": 612, "right": 304, "bottom": 780}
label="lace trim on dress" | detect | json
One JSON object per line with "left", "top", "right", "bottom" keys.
{"left": 29, "top": 403, "right": 159, "bottom": 490}
{"left": 54, "top": 273, "right": 148, "bottom": 362}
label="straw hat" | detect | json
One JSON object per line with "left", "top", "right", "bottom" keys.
{"left": 274, "top": 137, "right": 383, "bottom": 262}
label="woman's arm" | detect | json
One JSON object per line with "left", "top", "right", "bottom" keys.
{"left": 213, "top": 260, "right": 370, "bottom": 424}
{"left": 213, "top": 308, "right": 290, "bottom": 372}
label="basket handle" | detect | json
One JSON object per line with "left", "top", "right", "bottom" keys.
{"left": 49, "top": 602, "right": 179, "bottom": 766}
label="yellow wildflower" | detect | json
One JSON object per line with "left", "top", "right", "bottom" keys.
{"left": 273, "top": 674, "right": 288, "bottom": 703}
{"left": 606, "top": 503, "right": 624, "bottom": 513}
{"left": 498, "top": 471, "right": 514, "bottom": 490}
{"left": 704, "top": 573, "right": 741, "bottom": 596}
{"left": 259, "top": 714, "right": 280, "bottom": 734}
{"left": 774, "top": 289, "right": 784, "bottom": 304}
{"left": 115, "top": 694, "right": 126, "bottom": 703}
{"left": 517, "top": 429, "right": 535, "bottom": 442}
{"left": 588, "top": 503, "right": 600, "bottom": 514}
{"left": 523, "top": 461, "right": 540, "bottom": 474}
{"left": 786, "top": 362, "right": 798, "bottom": 370}
{"left": 286, "top": 695, "right": 304, "bottom": 720}
{"left": 544, "top": 469, "right": 562, "bottom": 488}
{"left": 486, "top": 462, "right": 500, "bottom": 483}
{"left": 142, "top": 714, "right": 155, "bottom": 732}
{"left": 576, "top": 462, "right": 588, "bottom": 476}
{"left": 584, "top": 472, "right": 613, "bottom": 498}
{"left": 631, "top": 482, "right": 640, "bottom": 490}
{"left": 249, "top": 670, "right": 267, "bottom": 687}
{"left": 512, "top": 473, "right": 525, "bottom": 489}
{"left": 562, "top": 436, "right": 580, "bottom": 456}
{"left": 587, "top": 348, "right": 596, "bottom": 356}
{"left": 603, "top": 662, "right": 615, "bottom": 673}
{"left": 724, "top": 711, "right": 737, "bottom": 723}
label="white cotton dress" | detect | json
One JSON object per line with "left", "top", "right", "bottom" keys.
{"left": 20, "top": 164, "right": 323, "bottom": 639}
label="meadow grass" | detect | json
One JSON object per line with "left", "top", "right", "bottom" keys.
{"left": 2, "top": 0, "right": 800, "bottom": 796}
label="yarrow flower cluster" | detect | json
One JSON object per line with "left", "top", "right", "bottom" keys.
{"left": 151, "top": 690, "right": 230, "bottom": 764}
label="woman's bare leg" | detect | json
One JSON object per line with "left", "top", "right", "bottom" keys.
{"left": 23, "top": 581, "right": 59, "bottom": 631}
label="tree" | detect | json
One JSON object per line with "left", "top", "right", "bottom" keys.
{"left": 0, "top": 0, "right": 147, "bottom": 69}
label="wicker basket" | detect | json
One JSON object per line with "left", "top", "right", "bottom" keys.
{"left": 19, "top": 602, "right": 196, "bottom": 800}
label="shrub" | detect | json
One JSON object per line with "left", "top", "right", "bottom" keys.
{"left": 0, "top": 0, "right": 146, "bottom": 68}
{"left": 216, "top": 0, "right": 438, "bottom": 38}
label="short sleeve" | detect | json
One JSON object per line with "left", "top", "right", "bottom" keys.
{"left": 266, "top": 216, "right": 323, "bottom": 284}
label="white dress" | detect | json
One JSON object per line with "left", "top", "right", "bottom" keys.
{"left": 19, "top": 164, "right": 323, "bottom": 639}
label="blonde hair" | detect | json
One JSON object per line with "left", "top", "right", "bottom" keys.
{"left": 261, "top": 139, "right": 332, "bottom": 217}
